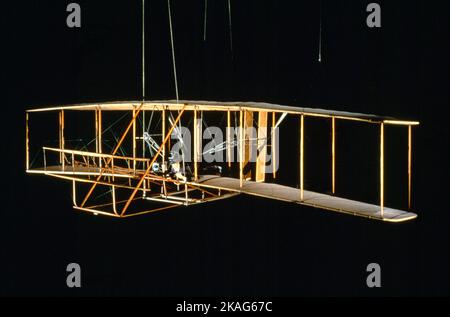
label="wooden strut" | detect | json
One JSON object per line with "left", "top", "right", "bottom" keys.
{"left": 120, "top": 107, "right": 186, "bottom": 215}
{"left": 194, "top": 109, "right": 198, "bottom": 180}
{"left": 98, "top": 109, "right": 102, "bottom": 168}
{"left": 193, "top": 108, "right": 202, "bottom": 181}
{"left": 162, "top": 108, "right": 166, "bottom": 195}
{"left": 59, "top": 111, "right": 61, "bottom": 164}
{"left": 72, "top": 179, "right": 77, "bottom": 207}
{"left": 408, "top": 125, "right": 412, "bottom": 210}
{"left": 300, "top": 114, "right": 304, "bottom": 201}
{"left": 95, "top": 110, "right": 98, "bottom": 159}
{"left": 80, "top": 103, "right": 144, "bottom": 207}
{"left": 272, "top": 112, "right": 276, "bottom": 179}
{"left": 59, "top": 110, "right": 65, "bottom": 169}
{"left": 227, "top": 110, "right": 232, "bottom": 168}
{"left": 380, "top": 122, "right": 384, "bottom": 218}
{"left": 111, "top": 157, "right": 115, "bottom": 181}
{"left": 244, "top": 110, "right": 253, "bottom": 177}
{"left": 256, "top": 111, "right": 268, "bottom": 182}
{"left": 112, "top": 185, "right": 117, "bottom": 215}
{"left": 162, "top": 107, "right": 166, "bottom": 158}
{"left": 332, "top": 117, "right": 335, "bottom": 194}
{"left": 133, "top": 108, "right": 137, "bottom": 173}
{"left": 239, "top": 109, "right": 244, "bottom": 187}
{"left": 26, "top": 113, "right": 29, "bottom": 170}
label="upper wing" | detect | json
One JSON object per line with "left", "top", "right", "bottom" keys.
{"left": 27, "top": 100, "right": 419, "bottom": 125}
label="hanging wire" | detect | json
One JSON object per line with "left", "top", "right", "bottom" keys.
{"left": 167, "top": 0, "right": 179, "bottom": 102}
{"left": 227, "top": 0, "right": 233, "bottom": 57}
{"left": 167, "top": 0, "right": 187, "bottom": 174}
{"left": 142, "top": 0, "right": 146, "bottom": 100}
{"left": 318, "top": 0, "right": 322, "bottom": 62}
{"left": 203, "top": 0, "right": 208, "bottom": 41}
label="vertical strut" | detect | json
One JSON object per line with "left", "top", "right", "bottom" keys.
{"left": 300, "top": 115, "right": 304, "bottom": 201}
{"left": 408, "top": 125, "right": 412, "bottom": 210}
{"left": 132, "top": 108, "right": 136, "bottom": 173}
{"left": 331, "top": 117, "right": 335, "bottom": 194}
{"left": 26, "top": 113, "right": 29, "bottom": 170}
{"left": 239, "top": 109, "right": 244, "bottom": 188}
{"left": 59, "top": 110, "right": 65, "bottom": 169}
{"left": 272, "top": 112, "right": 276, "bottom": 179}
{"left": 380, "top": 123, "right": 384, "bottom": 218}
{"left": 194, "top": 109, "right": 198, "bottom": 180}
{"left": 98, "top": 109, "right": 102, "bottom": 169}
{"left": 227, "top": 110, "right": 232, "bottom": 168}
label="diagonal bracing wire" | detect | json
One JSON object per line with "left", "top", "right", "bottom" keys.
{"left": 84, "top": 112, "right": 130, "bottom": 149}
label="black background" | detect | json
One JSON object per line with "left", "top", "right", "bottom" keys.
{"left": 1, "top": 0, "right": 449, "bottom": 296}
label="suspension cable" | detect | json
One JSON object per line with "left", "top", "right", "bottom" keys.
{"left": 167, "top": 0, "right": 179, "bottom": 102}
{"left": 142, "top": 0, "right": 146, "bottom": 100}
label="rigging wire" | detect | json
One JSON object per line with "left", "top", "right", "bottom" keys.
{"left": 146, "top": 107, "right": 155, "bottom": 132}
{"left": 85, "top": 112, "right": 130, "bottom": 148}
{"left": 109, "top": 130, "right": 128, "bottom": 158}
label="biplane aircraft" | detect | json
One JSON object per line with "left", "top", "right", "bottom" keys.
{"left": 25, "top": 100, "right": 419, "bottom": 222}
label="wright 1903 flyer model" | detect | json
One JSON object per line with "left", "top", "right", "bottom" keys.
{"left": 26, "top": 100, "right": 419, "bottom": 222}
